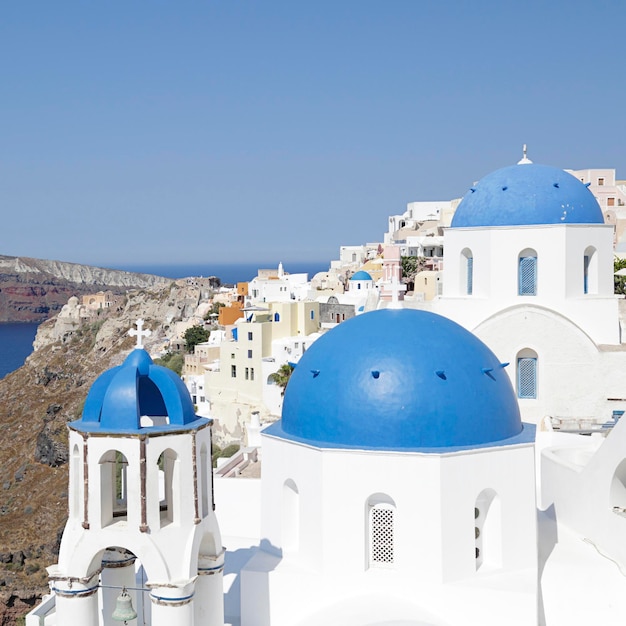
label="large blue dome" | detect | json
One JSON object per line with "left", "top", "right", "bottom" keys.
{"left": 451, "top": 163, "right": 604, "bottom": 228}
{"left": 73, "top": 349, "right": 206, "bottom": 433}
{"left": 277, "top": 309, "right": 523, "bottom": 450}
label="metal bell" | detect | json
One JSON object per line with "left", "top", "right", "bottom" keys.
{"left": 112, "top": 588, "right": 137, "bottom": 623}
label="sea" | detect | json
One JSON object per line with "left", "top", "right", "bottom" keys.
{"left": 0, "top": 261, "right": 329, "bottom": 380}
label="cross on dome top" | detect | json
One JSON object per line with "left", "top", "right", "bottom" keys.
{"left": 517, "top": 144, "right": 533, "bottom": 165}
{"left": 128, "top": 319, "right": 152, "bottom": 349}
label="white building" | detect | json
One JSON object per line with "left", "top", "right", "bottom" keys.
{"left": 247, "top": 264, "right": 310, "bottom": 305}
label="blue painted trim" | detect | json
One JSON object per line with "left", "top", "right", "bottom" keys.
{"left": 150, "top": 592, "right": 195, "bottom": 603}
{"left": 52, "top": 584, "right": 99, "bottom": 596}
{"left": 263, "top": 421, "right": 536, "bottom": 453}
{"left": 70, "top": 416, "right": 210, "bottom": 435}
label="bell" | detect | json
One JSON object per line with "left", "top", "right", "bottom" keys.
{"left": 112, "top": 588, "right": 137, "bottom": 624}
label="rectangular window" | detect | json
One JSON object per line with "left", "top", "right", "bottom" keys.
{"left": 608, "top": 197, "right": 615, "bottom": 207}
{"left": 199, "top": 396, "right": 205, "bottom": 403}
{"left": 310, "top": 310, "right": 315, "bottom": 320}
{"left": 250, "top": 368, "right": 255, "bottom": 381}
{"left": 245, "top": 367, "right": 249, "bottom": 380}
{"left": 248, "top": 331, "right": 253, "bottom": 340}
{"left": 231, "top": 365, "right": 237, "bottom": 378}
{"left": 598, "top": 177, "right": 605, "bottom": 186}
{"left": 248, "top": 349, "right": 253, "bottom": 358}
{"left": 231, "top": 353, "right": 235, "bottom": 359}
{"left": 517, "top": 358, "right": 537, "bottom": 399}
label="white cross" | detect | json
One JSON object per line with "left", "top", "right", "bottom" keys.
{"left": 129, "top": 319, "right": 152, "bottom": 349}
{"left": 387, "top": 275, "right": 406, "bottom": 309}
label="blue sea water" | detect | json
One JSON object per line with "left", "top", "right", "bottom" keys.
{"left": 0, "top": 323, "right": 39, "bottom": 380}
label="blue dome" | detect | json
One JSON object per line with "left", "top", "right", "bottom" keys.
{"left": 451, "top": 163, "right": 604, "bottom": 228}
{"left": 278, "top": 309, "right": 523, "bottom": 450}
{"left": 74, "top": 349, "right": 203, "bottom": 433}
{"left": 350, "top": 270, "right": 373, "bottom": 281}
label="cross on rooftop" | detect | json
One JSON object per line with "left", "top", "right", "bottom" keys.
{"left": 129, "top": 319, "right": 152, "bottom": 349}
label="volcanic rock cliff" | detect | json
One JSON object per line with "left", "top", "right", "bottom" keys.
{"left": 0, "top": 255, "right": 171, "bottom": 322}
{"left": 0, "top": 280, "right": 212, "bottom": 625}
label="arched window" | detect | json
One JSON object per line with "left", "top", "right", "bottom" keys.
{"left": 366, "top": 494, "right": 395, "bottom": 568}
{"left": 584, "top": 246, "right": 598, "bottom": 295}
{"left": 518, "top": 249, "right": 537, "bottom": 295}
{"left": 461, "top": 248, "right": 473, "bottom": 295}
{"left": 282, "top": 479, "right": 300, "bottom": 553}
{"left": 99, "top": 450, "right": 128, "bottom": 527}
{"left": 157, "top": 448, "right": 179, "bottom": 527}
{"left": 517, "top": 348, "right": 538, "bottom": 399}
{"left": 475, "top": 489, "right": 502, "bottom": 571}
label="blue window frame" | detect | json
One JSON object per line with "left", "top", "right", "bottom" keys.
{"left": 583, "top": 255, "right": 590, "bottom": 294}
{"left": 467, "top": 256, "right": 474, "bottom": 295}
{"left": 517, "top": 357, "right": 537, "bottom": 399}
{"left": 518, "top": 256, "right": 537, "bottom": 295}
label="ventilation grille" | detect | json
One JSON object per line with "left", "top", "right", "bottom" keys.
{"left": 519, "top": 256, "right": 537, "bottom": 295}
{"left": 518, "top": 357, "right": 537, "bottom": 399}
{"left": 370, "top": 507, "right": 394, "bottom": 564}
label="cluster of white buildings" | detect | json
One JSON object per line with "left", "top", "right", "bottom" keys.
{"left": 26, "top": 153, "right": 626, "bottom": 625}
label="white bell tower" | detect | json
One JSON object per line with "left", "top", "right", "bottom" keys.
{"left": 47, "top": 321, "right": 224, "bottom": 626}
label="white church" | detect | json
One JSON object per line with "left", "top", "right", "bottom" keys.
{"left": 27, "top": 156, "right": 626, "bottom": 625}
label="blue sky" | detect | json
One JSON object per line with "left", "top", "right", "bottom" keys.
{"left": 1, "top": 1, "right": 625, "bottom": 270}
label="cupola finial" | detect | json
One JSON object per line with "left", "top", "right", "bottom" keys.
{"left": 517, "top": 144, "right": 533, "bottom": 165}
{"left": 128, "top": 319, "right": 152, "bottom": 349}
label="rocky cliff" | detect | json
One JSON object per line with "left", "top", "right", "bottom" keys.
{"left": 0, "top": 255, "right": 171, "bottom": 322}
{"left": 0, "top": 280, "right": 212, "bottom": 624}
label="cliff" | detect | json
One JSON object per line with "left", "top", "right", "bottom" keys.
{"left": 0, "top": 255, "right": 171, "bottom": 322}
{"left": 0, "top": 280, "right": 212, "bottom": 624}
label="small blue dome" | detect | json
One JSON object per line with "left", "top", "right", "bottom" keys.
{"left": 279, "top": 309, "right": 523, "bottom": 450}
{"left": 350, "top": 270, "right": 373, "bottom": 281}
{"left": 74, "top": 349, "right": 202, "bottom": 433}
{"left": 451, "top": 163, "right": 604, "bottom": 228}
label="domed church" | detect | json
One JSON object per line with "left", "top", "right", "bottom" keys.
{"left": 434, "top": 156, "right": 624, "bottom": 423}
{"left": 239, "top": 308, "right": 538, "bottom": 626}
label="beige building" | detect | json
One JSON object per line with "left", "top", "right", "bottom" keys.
{"left": 205, "top": 300, "right": 321, "bottom": 442}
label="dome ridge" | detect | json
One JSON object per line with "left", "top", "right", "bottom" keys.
{"left": 279, "top": 309, "right": 523, "bottom": 450}
{"left": 451, "top": 163, "right": 604, "bottom": 228}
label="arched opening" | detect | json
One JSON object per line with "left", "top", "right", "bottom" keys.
{"left": 516, "top": 348, "right": 538, "bottom": 399}
{"left": 282, "top": 479, "right": 300, "bottom": 554}
{"left": 518, "top": 248, "right": 538, "bottom": 295}
{"left": 201, "top": 443, "right": 209, "bottom": 518}
{"left": 461, "top": 248, "right": 473, "bottom": 295}
{"left": 366, "top": 493, "right": 395, "bottom": 569}
{"left": 610, "top": 459, "right": 626, "bottom": 517}
{"left": 99, "top": 450, "right": 128, "bottom": 527}
{"left": 584, "top": 246, "right": 598, "bottom": 295}
{"left": 475, "top": 489, "right": 502, "bottom": 571}
{"left": 157, "top": 449, "right": 179, "bottom": 527}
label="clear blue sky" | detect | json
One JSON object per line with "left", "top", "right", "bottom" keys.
{"left": 1, "top": 1, "right": 625, "bottom": 269}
